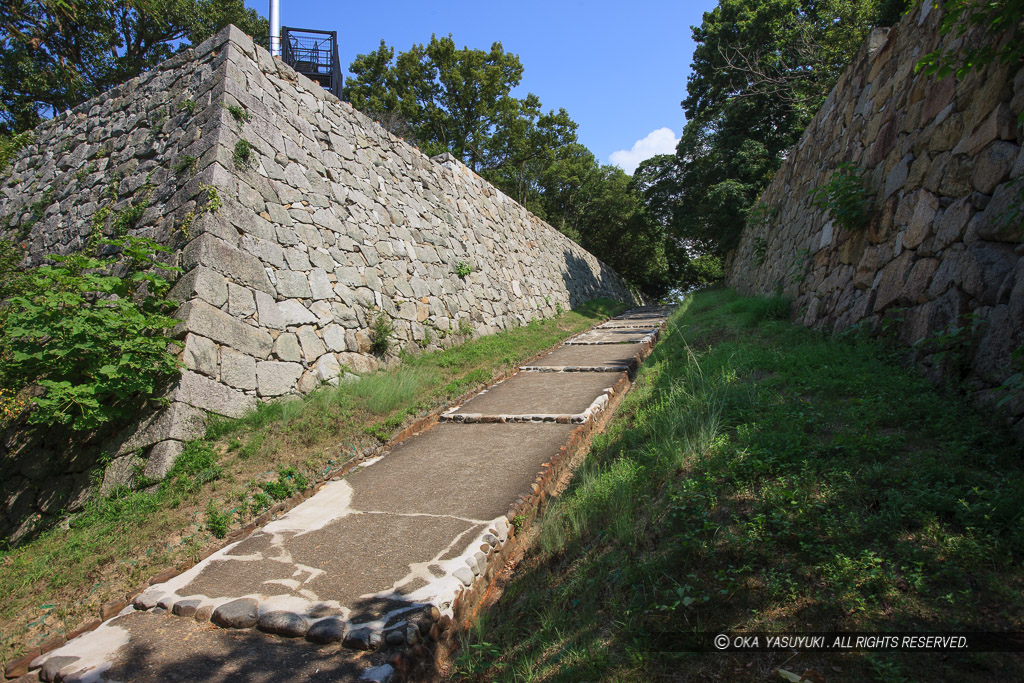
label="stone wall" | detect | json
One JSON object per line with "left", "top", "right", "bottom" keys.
{"left": 0, "top": 26, "right": 636, "bottom": 539}
{"left": 726, "top": 2, "right": 1024, "bottom": 435}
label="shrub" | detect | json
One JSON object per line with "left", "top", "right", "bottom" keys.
{"left": 0, "top": 236, "right": 183, "bottom": 432}
{"left": 455, "top": 261, "right": 473, "bottom": 278}
{"left": 809, "top": 162, "right": 871, "bottom": 232}
{"left": 369, "top": 312, "right": 394, "bottom": 356}
{"left": 233, "top": 139, "right": 255, "bottom": 169}
{"left": 205, "top": 502, "right": 231, "bottom": 538}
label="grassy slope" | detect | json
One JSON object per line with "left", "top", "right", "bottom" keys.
{"left": 452, "top": 289, "right": 1024, "bottom": 682}
{"left": 0, "top": 298, "right": 626, "bottom": 667}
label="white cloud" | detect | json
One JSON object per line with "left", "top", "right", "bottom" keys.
{"left": 609, "top": 127, "right": 679, "bottom": 175}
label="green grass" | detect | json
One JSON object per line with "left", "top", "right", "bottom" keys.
{"left": 452, "top": 288, "right": 1024, "bottom": 682}
{"left": 0, "top": 297, "right": 626, "bottom": 666}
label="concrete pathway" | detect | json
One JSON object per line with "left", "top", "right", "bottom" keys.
{"left": 22, "top": 307, "right": 672, "bottom": 683}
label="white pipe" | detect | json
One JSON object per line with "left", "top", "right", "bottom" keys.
{"left": 270, "top": 0, "right": 281, "bottom": 56}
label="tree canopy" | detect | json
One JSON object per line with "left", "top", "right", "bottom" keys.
{"left": 0, "top": 0, "right": 267, "bottom": 132}
{"left": 641, "top": 0, "right": 907, "bottom": 259}
{"left": 345, "top": 36, "right": 674, "bottom": 298}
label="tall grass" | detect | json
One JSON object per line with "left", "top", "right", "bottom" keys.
{"left": 454, "top": 288, "right": 1024, "bottom": 682}
{"left": 347, "top": 365, "right": 439, "bottom": 413}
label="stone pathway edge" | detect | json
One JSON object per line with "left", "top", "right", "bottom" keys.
{"left": 2, "top": 310, "right": 639, "bottom": 681}
{"left": 397, "top": 314, "right": 668, "bottom": 681}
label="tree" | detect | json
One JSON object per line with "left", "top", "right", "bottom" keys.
{"left": 0, "top": 0, "right": 268, "bottom": 132}
{"left": 345, "top": 35, "right": 674, "bottom": 298}
{"left": 345, "top": 34, "right": 576, "bottom": 175}
{"left": 480, "top": 93, "right": 577, "bottom": 208}
{"left": 649, "top": 0, "right": 899, "bottom": 258}
{"left": 537, "top": 145, "right": 672, "bottom": 297}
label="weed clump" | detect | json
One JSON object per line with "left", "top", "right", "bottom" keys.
{"left": 225, "top": 103, "right": 249, "bottom": 124}
{"left": 233, "top": 139, "right": 255, "bottom": 169}
{"left": 369, "top": 312, "right": 394, "bottom": 356}
{"left": 809, "top": 162, "right": 872, "bottom": 232}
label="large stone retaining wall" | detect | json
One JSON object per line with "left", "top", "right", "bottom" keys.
{"left": 726, "top": 2, "right": 1024, "bottom": 435}
{"left": 0, "top": 26, "right": 636, "bottom": 534}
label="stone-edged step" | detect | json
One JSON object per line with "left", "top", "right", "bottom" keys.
{"left": 596, "top": 320, "right": 667, "bottom": 329}
{"left": 564, "top": 327, "right": 659, "bottom": 345}
{"left": 439, "top": 371, "right": 625, "bottom": 424}
{"left": 519, "top": 341, "right": 648, "bottom": 373}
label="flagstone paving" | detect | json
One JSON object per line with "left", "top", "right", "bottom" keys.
{"left": 25, "top": 307, "right": 672, "bottom": 683}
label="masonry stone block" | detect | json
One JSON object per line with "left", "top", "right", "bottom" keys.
{"left": 172, "top": 370, "right": 256, "bottom": 417}
{"left": 971, "top": 140, "right": 1018, "bottom": 194}
{"left": 143, "top": 440, "right": 186, "bottom": 480}
{"left": 296, "top": 325, "right": 327, "bottom": 361}
{"left": 274, "top": 269, "right": 313, "bottom": 298}
{"left": 278, "top": 299, "right": 317, "bottom": 326}
{"left": 181, "top": 233, "right": 274, "bottom": 294}
{"left": 174, "top": 300, "right": 273, "bottom": 359}
{"left": 115, "top": 402, "right": 207, "bottom": 456}
{"left": 227, "top": 283, "right": 257, "bottom": 318}
{"left": 337, "top": 352, "right": 378, "bottom": 375}
{"left": 241, "top": 235, "right": 286, "bottom": 268}
{"left": 220, "top": 347, "right": 258, "bottom": 390}
{"left": 322, "top": 324, "right": 346, "bottom": 352}
{"left": 168, "top": 266, "right": 228, "bottom": 307}
{"left": 255, "top": 290, "right": 285, "bottom": 329}
{"left": 182, "top": 333, "right": 219, "bottom": 377}
{"left": 273, "top": 333, "right": 302, "bottom": 362}
{"left": 314, "top": 353, "right": 342, "bottom": 385}
{"left": 256, "top": 361, "right": 304, "bottom": 396}
{"left": 308, "top": 268, "right": 334, "bottom": 300}
{"left": 903, "top": 191, "right": 939, "bottom": 249}
{"left": 284, "top": 248, "right": 312, "bottom": 271}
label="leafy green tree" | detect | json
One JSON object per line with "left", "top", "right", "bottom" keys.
{"left": 346, "top": 34, "right": 578, "bottom": 177}
{"left": 345, "top": 35, "right": 673, "bottom": 298}
{"left": 0, "top": 0, "right": 268, "bottom": 132}
{"left": 0, "top": 236, "right": 182, "bottom": 432}
{"left": 648, "top": 0, "right": 898, "bottom": 258}
{"left": 536, "top": 145, "right": 672, "bottom": 296}
{"left": 480, "top": 93, "right": 577, "bottom": 207}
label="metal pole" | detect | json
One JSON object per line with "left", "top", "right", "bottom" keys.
{"left": 270, "top": 0, "right": 281, "bottom": 56}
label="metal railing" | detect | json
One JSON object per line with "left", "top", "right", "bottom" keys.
{"left": 280, "top": 27, "right": 343, "bottom": 99}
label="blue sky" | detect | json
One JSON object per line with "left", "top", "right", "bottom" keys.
{"left": 243, "top": 0, "right": 718, "bottom": 174}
